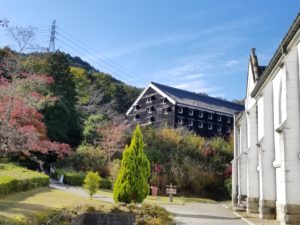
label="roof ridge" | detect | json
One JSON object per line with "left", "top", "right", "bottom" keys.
{"left": 151, "top": 81, "right": 243, "bottom": 107}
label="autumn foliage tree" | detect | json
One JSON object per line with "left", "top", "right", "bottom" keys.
{"left": 0, "top": 48, "right": 70, "bottom": 166}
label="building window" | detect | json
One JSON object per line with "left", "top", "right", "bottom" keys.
{"left": 134, "top": 114, "right": 140, "bottom": 121}
{"left": 217, "top": 126, "right": 222, "bottom": 132}
{"left": 188, "top": 120, "right": 193, "bottom": 127}
{"left": 146, "top": 97, "right": 152, "bottom": 103}
{"left": 147, "top": 117, "right": 154, "bottom": 124}
{"left": 226, "top": 118, "right": 231, "bottom": 123}
{"left": 189, "top": 109, "right": 194, "bottom": 116}
{"left": 178, "top": 118, "right": 183, "bottom": 125}
{"left": 178, "top": 107, "right": 183, "bottom": 114}
{"left": 208, "top": 124, "right": 213, "bottom": 130}
{"left": 208, "top": 114, "right": 213, "bottom": 120}
{"left": 199, "top": 122, "right": 203, "bottom": 128}
{"left": 164, "top": 108, "right": 169, "bottom": 115}
{"left": 199, "top": 112, "right": 203, "bottom": 118}
{"left": 217, "top": 116, "right": 222, "bottom": 122}
{"left": 162, "top": 98, "right": 167, "bottom": 104}
{"left": 147, "top": 107, "right": 153, "bottom": 113}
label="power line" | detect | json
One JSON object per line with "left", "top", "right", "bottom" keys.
{"left": 56, "top": 27, "right": 147, "bottom": 86}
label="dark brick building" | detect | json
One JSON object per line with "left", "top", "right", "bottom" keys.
{"left": 126, "top": 82, "right": 244, "bottom": 138}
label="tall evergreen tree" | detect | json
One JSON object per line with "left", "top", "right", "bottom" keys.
{"left": 41, "top": 52, "right": 82, "bottom": 146}
{"left": 113, "top": 125, "right": 150, "bottom": 203}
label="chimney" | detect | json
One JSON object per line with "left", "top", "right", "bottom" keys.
{"left": 250, "top": 48, "right": 260, "bottom": 80}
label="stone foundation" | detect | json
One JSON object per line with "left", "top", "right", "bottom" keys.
{"left": 246, "top": 197, "right": 259, "bottom": 214}
{"left": 259, "top": 200, "right": 276, "bottom": 219}
{"left": 277, "top": 203, "right": 300, "bottom": 225}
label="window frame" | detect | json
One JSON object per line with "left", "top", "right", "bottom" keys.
{"left": 208, "top": 114, "right": 213, "bottom": 120}
{"left": 178, "top": 107, "right": 183, "bottom": 114}
{"left": 188, "top": 120, "right": 193, "bottom": 127}
{"left": 189, "top": 109, "right": 194, "bottom": 116}
{"left": 146, "top": 96, "right": 152, "bottom": 103}
{"left": 226, "top": 117, "right": 231, "bottom": 123}
{"left": 178, "top": 118, "right": 183, "bottom": 125}
{"left": 208, "top": 124, "right": 213, "bottom": 130}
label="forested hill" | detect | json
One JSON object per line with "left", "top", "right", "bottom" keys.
{"left": 64, "top": 52, "right": 141, "bottom": 115}
{"left": 0, "top": 48, "right": 141, "bottom": 146}
{"left": 19, "top": 49, "right": 141, "bottom": 116}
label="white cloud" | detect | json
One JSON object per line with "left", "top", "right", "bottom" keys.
{"left": 224, "top": 59, "right": 239, "bottom": 67}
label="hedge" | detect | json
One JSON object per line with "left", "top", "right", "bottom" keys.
{"left": 0, "top": 164, "right": 49, "bottom": 196}
{"left": 54, "top": 168, "right": 112, "bottom": 189}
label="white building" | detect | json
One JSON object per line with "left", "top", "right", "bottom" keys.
{"left": 232, "top": 14, "right": 300, "bottom": 225}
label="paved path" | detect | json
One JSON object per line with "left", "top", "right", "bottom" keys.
{"left": 50, "top": 180, "right": 248, "bottom": 225}
{"left": 163, "top": 203, "right": 249, "bottom": 225}
{"left": 50, "top": 180, "right": 114, "bottom": 203}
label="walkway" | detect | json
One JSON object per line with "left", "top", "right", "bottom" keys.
{"left": 50, "top": 180, "right": 248, "bottom": 225}
{"left": 163, "top": 203, "right": 248, "bottom": 225}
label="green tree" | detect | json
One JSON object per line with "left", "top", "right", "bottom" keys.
{"left": 41, "top": 52, "right": 82, "bottom": 146}
{"left": 83, "top": 171, "right": 101, "bottom": 199}
{"left": 113, "top": 125, "right": 150, "bottom": 203}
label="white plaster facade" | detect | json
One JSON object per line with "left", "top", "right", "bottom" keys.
{"left": 232, "top": 14, "right": 300, "bottom": 225}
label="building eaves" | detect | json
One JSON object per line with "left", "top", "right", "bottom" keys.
{"left": 251, "top": 13, "right": 300, "bottom": 98}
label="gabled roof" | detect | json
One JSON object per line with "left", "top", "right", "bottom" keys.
{"left": 126, "top": 82, "right": 244, "bottom": 116}
{"left": 151, "top": 82, "right": 244, "bottom": 115}
{"left": 251, "top": 13, "right": 300, "bottom": 97}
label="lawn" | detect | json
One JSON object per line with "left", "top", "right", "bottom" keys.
{"left": 0, "top": 187, "right": 113, "bottom": 224}
{"left": 97, "top": 188, "right": 217, "bottom": 205}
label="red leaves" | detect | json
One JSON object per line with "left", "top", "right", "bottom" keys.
{"left": 0, "top": 71, "right": 70, "bottom": 157}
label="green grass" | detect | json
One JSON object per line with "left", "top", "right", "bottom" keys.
{"left": 0, "top": 164, "right": 49, "bottom": 196}
{"left": 97, "top": 188, "right": 216, "bottom": 205}
{"left": 0, "top": 187, "right": 113, "bottom": 224}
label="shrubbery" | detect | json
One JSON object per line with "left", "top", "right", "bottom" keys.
{"left": 53, "top": 168, "right": 112, "bottom": 189}
{"left": 142, "top": 127, "right": 233, "bottom": 199}
{"left": 56, "top": 145, "right": 109, "bottom": 177}
{"left": 0, "top": 164, "right": 49, "bottom": 196}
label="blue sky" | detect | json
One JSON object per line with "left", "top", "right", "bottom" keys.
{"left": 1, "top": 1, "right": 299, "bottom": 100}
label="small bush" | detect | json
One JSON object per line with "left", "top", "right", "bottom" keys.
{"left": 0, "top": 164, "right": 49, "bottom": 196}
{"left": 129, "top": 203, "right": 173, "bottom": 225}
{"left": 83, "top": 171, "right": 101, "bottom": 199}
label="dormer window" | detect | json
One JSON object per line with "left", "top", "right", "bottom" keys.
{"left": 199, "top": 122, "right": 203, "bottom": 128}
{"left": 208, "top": 124, "right": 213, "bottom": 130}
{"left": 162, "top": 98, "right": 167, "bottom": 104}
{"left": 226, "top": 118, "right": 231, "bottom": 123}
{"left": 217, "top": 126, "right": 222, "bottom": 132}
{"left": 189, "top": 109, "right": 194, "bottom": 116}
{"left": 217, "top": 116, "right": 222, "bottom": 122}
{"left": 178, "top": 107, "right": 183, "bottom": 114}
{"left": 146, "top": 97, "right": 152, "bottom": 103}
{"left": 199, "top": 112, "right": 203, "bottom": 118}
{"left": 208, "top": 114, "right": 213, "bottom": 120}
{"left": 134, "top": 114, "right": 140, "bottom": 121}
{"left": 188, "top": 120, "right": 193, "bottom": 127}
{"left": 178, "top": 118, "right": 183, "bottom": 125}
